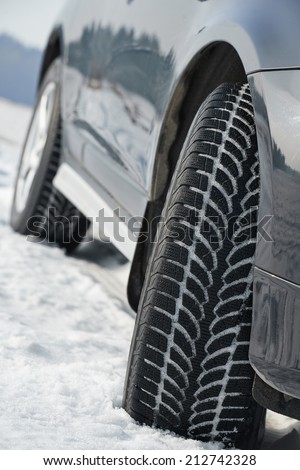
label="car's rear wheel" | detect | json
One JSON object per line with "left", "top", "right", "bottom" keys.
{"left": 124, "top": 83, "right": 265, "bottom": 448}
{"left": 10, "top": 59, "right": 88, "bottom": 252}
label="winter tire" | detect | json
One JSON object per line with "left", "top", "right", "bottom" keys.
{"left": 10, "top": 59, "right": 88, "bottom": 252}
{"left": 124, "top": 83, "right": 265, "bottom": 448}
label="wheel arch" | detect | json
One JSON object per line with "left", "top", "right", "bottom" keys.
{"left": 38, "top": 27, "right": 63, "bottom": 88}
{"left": 128, "top": 41, "right": 248, "bottom": 312}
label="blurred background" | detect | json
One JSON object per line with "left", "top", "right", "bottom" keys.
{"left": 0, "top": 0, "right": 63, "bottom": 105}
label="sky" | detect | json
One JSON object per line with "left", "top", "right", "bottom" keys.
{"left": 0, "top": 0, "right": 65, "bottom": 49}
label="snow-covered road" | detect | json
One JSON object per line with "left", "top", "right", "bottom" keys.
{"left": 0, "top": 99, "right": 218, "bottom": 450}
{"left": 0, "top": 98, "right": 299, "bottom": 450}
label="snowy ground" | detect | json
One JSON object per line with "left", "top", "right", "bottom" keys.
{"left": 0, "top": 98, "right": 219, "bottom": 450}
{"left": 0, "top": 98, "right": 299, "bottom": 450}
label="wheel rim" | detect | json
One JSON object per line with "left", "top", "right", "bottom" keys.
{"left": 14, "top": 81, "right": 56, "bottom": 213}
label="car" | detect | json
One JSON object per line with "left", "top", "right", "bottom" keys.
{"left": 10, "top": 0, "right": 300, "bottom": 449}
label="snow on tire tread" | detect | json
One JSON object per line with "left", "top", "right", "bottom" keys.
{"left": 124, "top": 83, "right": 261, "bottom": 448}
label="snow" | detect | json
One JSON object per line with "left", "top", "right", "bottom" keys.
{"left": 0, "top": 98, "right": 220, "bottom": 450}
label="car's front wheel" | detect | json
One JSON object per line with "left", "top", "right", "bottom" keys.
{"left": 10, "top": 59, "right": 88, "bottom": 252}
{"left": 124, "top": 83, "right": 265, "bottom": 448}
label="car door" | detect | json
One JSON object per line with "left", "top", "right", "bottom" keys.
{"left": 65, "top": 0, "right": 198, "bottom": 218}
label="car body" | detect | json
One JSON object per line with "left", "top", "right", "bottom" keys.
{"left": 12, "top": 0, "right": 300, "bottom": 444}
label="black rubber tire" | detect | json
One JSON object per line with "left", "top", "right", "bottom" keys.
{"left": 10, "top": 59, "right": 88, "bottom": 253}
{"left": 124, "top": 83, "right": 265, "bottom": 448}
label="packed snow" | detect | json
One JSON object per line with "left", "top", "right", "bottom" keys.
{"left": 0, "top": 98, "right": 299, "bottom": 450}
{"left": 0, "top": 98, "right": 220, "bottom": 450}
